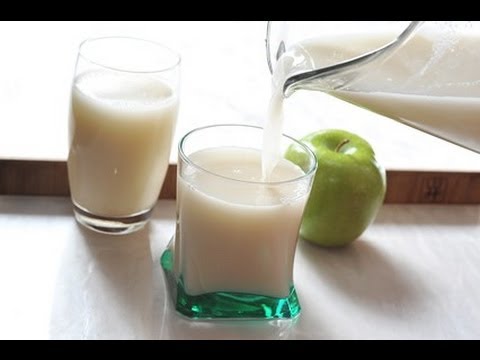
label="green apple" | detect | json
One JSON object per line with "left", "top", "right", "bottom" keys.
{"left": 286, "top": 129, "right": 386, "bottom": 247}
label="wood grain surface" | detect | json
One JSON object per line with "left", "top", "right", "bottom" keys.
{"left": 0, "top": 160, "right": 176, "bottom": 199}
{"left": 1, "top": 160, "right": 479, "bottom": 204}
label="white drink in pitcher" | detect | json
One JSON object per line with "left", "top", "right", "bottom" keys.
{"left": 268, "top": 22, "right": 480, "bottom": 153}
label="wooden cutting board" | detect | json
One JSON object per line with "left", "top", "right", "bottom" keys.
{"left": 1, "top": 160, "right": 479, "bottom": 204}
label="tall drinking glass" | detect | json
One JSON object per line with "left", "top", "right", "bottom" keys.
{"left": 68, "top": 37, "right": 180, "bottom": 234}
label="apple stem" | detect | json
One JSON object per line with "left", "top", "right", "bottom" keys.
{"left": 335, "top": 139, "right": 350, "bottom": 153}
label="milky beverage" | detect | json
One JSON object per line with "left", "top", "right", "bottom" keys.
{"left": 176, "top": 46, "right": 311, "bottom": 298}
{"left": 172, "top": 30, "right": 306, "bottom": 299}
{"left": 272, "top": 31, "right": 480, "bottom": 153}
{"left": 174, "top": 37, "right": 307, "bottom": 299}
{"left": 177, "top": 147, "right": 308, "bottom": 298}
{"left": 68, "top": 71, "right": 178, "bottom": 217}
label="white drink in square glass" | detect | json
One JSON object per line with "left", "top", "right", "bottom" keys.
{"left": 161, "top": 125, "right": 316, "bottom": 320}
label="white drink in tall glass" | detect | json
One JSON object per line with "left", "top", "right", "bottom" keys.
{"left": 68, "top": 70, "right": 178, "bottom": 218}
{"left": 67, "top": 37, "right": 180, "bottom": 234}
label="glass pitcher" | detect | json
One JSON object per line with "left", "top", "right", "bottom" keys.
{"left": 266, "top": 21, "right": 480, "bottom": 153}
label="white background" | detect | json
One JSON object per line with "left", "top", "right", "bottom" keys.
{"left": 0, "top": 21, "right": 479, "bottom": 170}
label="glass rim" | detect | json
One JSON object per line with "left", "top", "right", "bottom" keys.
{"left": 178, "top": 124, "right": 317, "bottom": 186}
{"left": 78, "top": 36, "right": 181, "bottom": 74}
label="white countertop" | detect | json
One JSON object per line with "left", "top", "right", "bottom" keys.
{"left": 0, "top": 195, "right": 479, "bottom": 339}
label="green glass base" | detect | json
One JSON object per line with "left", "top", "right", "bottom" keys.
{"left": 160, "top": 244, "right": 301, "bottom": 320}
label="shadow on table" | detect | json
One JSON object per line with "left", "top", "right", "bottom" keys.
{"left": 160, "top": 310, "right": 298, "bottom": 340}
{"left": 49, "top": 223, "right": 160, "bottom": 339}
{"left": 298, "top": 238, "right": 427, "bottom": 314}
